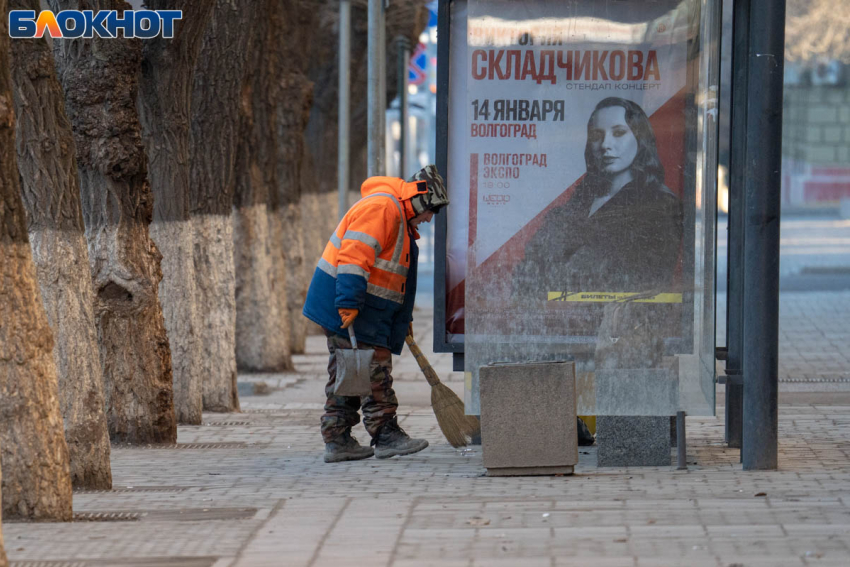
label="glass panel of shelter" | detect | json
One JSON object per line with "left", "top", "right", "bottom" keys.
{"left": 453, "top": 0, "right": 719, "bottom": 418}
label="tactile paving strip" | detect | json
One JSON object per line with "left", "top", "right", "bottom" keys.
{"left": 11, "top": 558, "right": 218, "bottom": 567}
{"left": 111, "top": 442, "right": 247, "bottom": 450}
{"left": 74, "top": 486, "right": 188, "bottom": 494}
{"left": 73, "top": 511, "right": 142, "bottom": 522}
{"left": 70, "top": 508, "right": 257, "bottom": 523}
{"left": 780, "top": 376, "right": 850, "bottom": 382}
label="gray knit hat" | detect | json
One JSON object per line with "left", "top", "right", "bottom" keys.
{"left": 407, "top": 165, "right": 449, "bottom": 215}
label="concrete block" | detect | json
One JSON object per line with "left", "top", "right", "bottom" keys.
{"left": 805, "top": 87, "right": 825, "bottom": 103}
{"left": 824, "top": 126, "right": 843, "bottom": 143}
{"left": 805, "top": 126, "right": 822, "bottom": 143}
{"left": 808, "top": 106, "right": 838, "bottom": 124}
{"left": 805, "top": 146, "right": 837, "bottom": 164}
{"left": 826, "top": 89, "right": 846, "bottom": 104}
{"left": 480, "top": 361, "right": 577, "bottom": 476}
{"left": 596, "top": 416, "right": 671, "bottom": 467}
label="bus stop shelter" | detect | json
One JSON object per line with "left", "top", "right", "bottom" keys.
{"left": 431, "top": 0, "right": 785, "bottom": 470}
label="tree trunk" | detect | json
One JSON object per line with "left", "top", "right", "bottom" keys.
{"left": 233, "top": 0, "right": 294, "bottom": 373}
{"left": 273, "top": 10, "right": 314, "bottom": 356}
{"left": 138, "top": 1, "right": 214, "bottom": 425}
{"left": 0, "top": 451, "right": 6, "bottom": 567}
{"left": 9, "top": 0, "right": 111, "bottom": 490}
{"left": 50, "top": 0, "right": 176, "bottom": 444}
{"left": 279, "top": 191, "right": 309, "bottom": 355}
{"left": 0, "top": 1, "right": 73, "bottom": 520}
{"left": 190, "top": 0, "right": 258, "bottom": 411}
{"left": 299, "top": 187, "right": 340, "bottom": 324}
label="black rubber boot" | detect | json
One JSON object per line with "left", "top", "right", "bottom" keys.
{"left": 577, "top": 417, "right": 595, "bottom": 446}
{"left": 372, "top": 420, "right": 429, "bottom": 459}
{"left": 324, "top": 431, "right": 375, "bottom": 463}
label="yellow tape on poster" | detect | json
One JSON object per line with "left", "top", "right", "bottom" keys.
{"left": 547, "top": 292, "right": 683, "bottom": 303}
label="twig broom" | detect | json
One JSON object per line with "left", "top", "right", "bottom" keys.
{"left": 405, "top": 334, "right": 481, "bottom": 447}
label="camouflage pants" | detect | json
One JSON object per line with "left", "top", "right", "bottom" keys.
{"left": 321, "top": 332, "right": 399, "bottom": 443}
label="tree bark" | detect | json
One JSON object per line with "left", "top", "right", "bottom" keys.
{"left": 0, "top": 0, "right": 73, "bottom": 520}
{"left": 278, "top": 166, "right": 309, "bottom": 356}
{"left": 0, "top": 451, "right": 6, "bottom": 567}
{"left": 138, "top": 1, "right": 214, "bottom": 425}
{"left": 50, "top": 0, "right": 176, "bottom": 444}
{"left": 9, "top": 0, "right": 111, "bottom": 490}
{"left": 233, "top": 0, "right": 295, "bottom": 372}
{"left": 273, "top": 7, "right": 314, "bottom": 356}
{"left": 189, "top": 0, "right": 257, "bottom": 411}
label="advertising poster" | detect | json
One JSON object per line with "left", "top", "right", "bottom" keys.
{"left": 444, "top": 0, "right": 717, "bottom": 416}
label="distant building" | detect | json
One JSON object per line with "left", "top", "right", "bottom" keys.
{"left": 782, "top": 0, "right": 850, "bottom": 206}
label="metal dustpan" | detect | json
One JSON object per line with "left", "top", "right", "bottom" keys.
{"left": 334, "top": 327, "right": 374, "bottom": 397}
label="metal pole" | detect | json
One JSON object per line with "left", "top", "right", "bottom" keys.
{"left": 742, "top": 0, "right": 784, "bottom": 471}
{"left": 338, "top": 0, "right": 351, "bottom": 220}
{"left": 367, "top": 0, "right": 386, "bottom": 176}
{"left": 379, "top": 1, "right": 387, "bottom": 170}
{"left": 725, "top": 0, "right": 749, "bottom": 450}
{"left": 396, "top": 36, "right": 411, "bottom": 178}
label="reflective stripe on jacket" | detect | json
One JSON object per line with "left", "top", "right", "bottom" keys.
{"left": 302, "top": 176, "right": 426, "bottom": 355}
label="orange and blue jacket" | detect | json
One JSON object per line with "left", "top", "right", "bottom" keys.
{"left": 302, "top": 176, "right": 427, "bottom": 354}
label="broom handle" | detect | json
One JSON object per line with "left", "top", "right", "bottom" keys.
{"left": 405, "top": 334, "right": 442, "bottom": 388}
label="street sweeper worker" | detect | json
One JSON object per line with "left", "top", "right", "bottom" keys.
{"left": 303, "top": 165, "right": 450, "bottom": 463}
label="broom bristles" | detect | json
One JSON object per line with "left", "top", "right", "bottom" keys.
{"left": 405, "top": 333, "right": 481, "bottom": 448}
{"left": 431, "top": 382, "right": 481, "bottom": 448}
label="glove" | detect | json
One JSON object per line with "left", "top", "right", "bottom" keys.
{"left": 338, "top": 308, "right": 359, "bottom": 329}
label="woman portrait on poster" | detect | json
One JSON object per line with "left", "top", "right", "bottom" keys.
{"left": 513, "top": 96, "right": 683, "bottom": 298}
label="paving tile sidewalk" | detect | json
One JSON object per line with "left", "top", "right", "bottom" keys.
{"left": 717, "top": 291, "right": 850, "bottom": 387}
{"left": 4, "top": 309, "right": 850, "bottom": 567}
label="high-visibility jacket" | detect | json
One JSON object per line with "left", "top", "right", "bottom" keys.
{"left": 302, "top": 176, "right": 427, "bottom": 354}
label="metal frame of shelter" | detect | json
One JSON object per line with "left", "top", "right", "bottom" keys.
{"left": 432, "top": 0, "right": 784, "bottom": 470}
{"left": 720, "top": 0, "right": 785, "bottom": 471}
{"left": 433, "top": 0, "right": 459, "bottom": 361}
